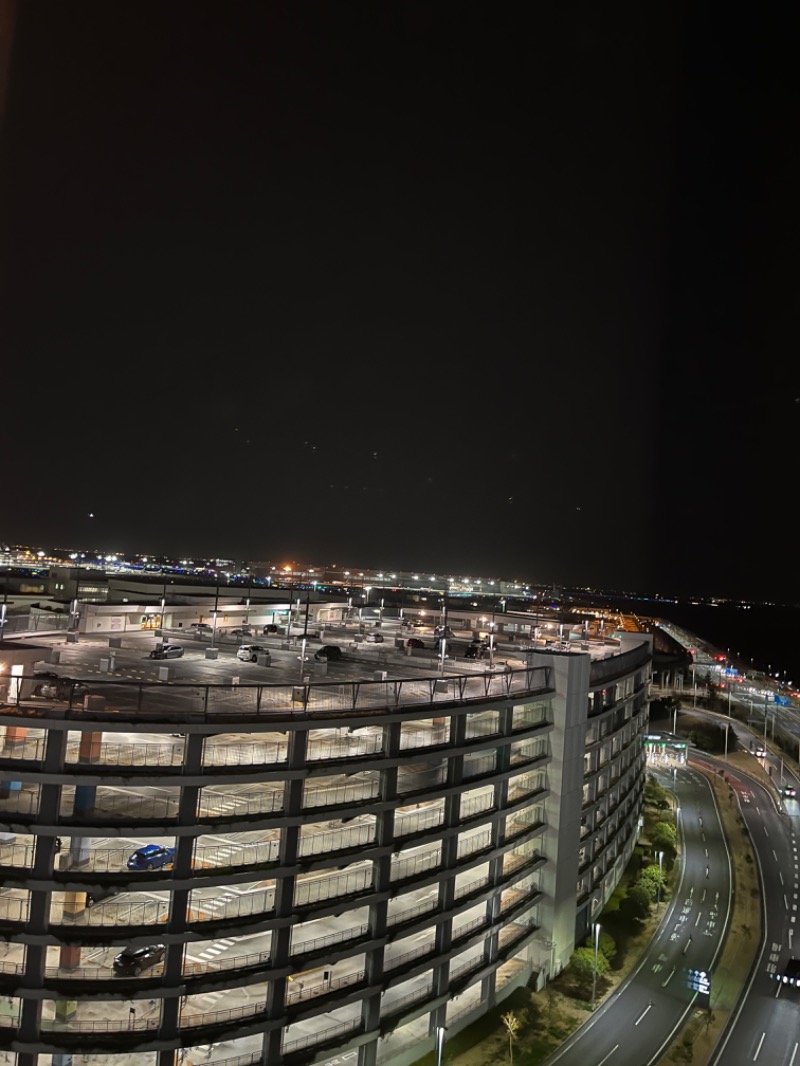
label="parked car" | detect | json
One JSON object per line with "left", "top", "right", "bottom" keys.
{"left": 189, "top": 622, "right": 213, "bottom": 632}
{"left": 406, "top": 637, "right": 425, "bottom": 649}
{"left": 289, "top": 623, "right": 321, "bottom": 638}
{"left": 227, "top": 627, "right": 252, "bottom": 639}
{"left": 435, "top": 625, "right": 455, "bottom": 638}
{"left": 236, "top": 644, "right": 271, "bottom": 664}
{"left": 148, "top": 644, "right": 184, "bottom": 660}
{"left": 126, "top": 844, "right": 175, "bottom": 871}
{"left": 263, "top": 623, "right": 279, "bottom": 634}
{"left": 365, "top": 632, "right": 384, "bottom": 643}
{"left": 32, "top": 674, "right": 90, "bottom": 700}
{"left": 314, "top": 645, "right": 343, "bottom": 662}
{"left": 113, "top": 943, "right": 166, "bottom": 977}
{"left": 464, "top": 644, "right": 485, "bottom": 659}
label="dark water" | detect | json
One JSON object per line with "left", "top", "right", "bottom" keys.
{"left": 638, "top": 600, "right": 799, "bottom": 689}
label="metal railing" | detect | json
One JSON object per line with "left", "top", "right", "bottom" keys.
{"left": 1, "top": 663, "right": 552, "bottom": 724}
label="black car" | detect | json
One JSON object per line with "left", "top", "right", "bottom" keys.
{"left": 86, "top": 885, "right": 119, "bottom": 908}
{"left": 113, "top": 943, "right": 166, "bottom": 976}
{"left": 263, "top": 623, "right": 279, "bottom": 634}
{"left": 314, "top": 645, "right": 343, "bottom": 662}
{"left": 32, "top": 674, "right": 90, "bottom": 700}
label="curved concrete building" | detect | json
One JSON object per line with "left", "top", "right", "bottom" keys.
{"left": 0, "top": 613, "right": 652, "bottom": 1066}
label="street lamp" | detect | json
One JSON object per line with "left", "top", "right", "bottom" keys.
{"left": 692, "top": 661, "right": 697, "bottom": 709}
{"left": 591, "top": 920, "right": 601, "bottom": 1008}
{"left": 657, "top": 850, "right": 664, "bottom": 907}
{"left": 435, "top": 1025, "right": 447, "bottom": 1066}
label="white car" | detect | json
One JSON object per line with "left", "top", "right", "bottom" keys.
{"left": 365, "top": 632, "right": 384, "bottom": 643}
{"left": 237, "top": 645, "right": 271, "bottom": 664}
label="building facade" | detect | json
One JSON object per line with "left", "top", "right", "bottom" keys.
{"left": 0, "top": 610, "right": 651, "bottom": 1066}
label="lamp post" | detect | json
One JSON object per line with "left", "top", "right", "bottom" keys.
{"left": 657, "top": 850, "right": 664, "bottom": 907}
{"left": 591, "top": 920, "right": 601, "bottom": 1009}
{"left": 0, "top": 573, "right": 7, "bottom": 641}
{"left": 727, "top": 665, "right": 732, "bottom": 717}
{"left": 435, "top": 1025, "right": 447, "bottom": 1066}
{"left": 211, "top": 572, "right": 220, "bottom": 647}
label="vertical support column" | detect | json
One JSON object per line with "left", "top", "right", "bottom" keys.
{"left": 430, "top": 711, "right": 461, "bottom": 1015}
{"left": 19, "top": 729, "right": 68, "bottom": 1043}
{"left": 160, "top": 733, "right": 204, "bottom": 1041}
{"left": 359, "top": 721, "right": 400, "bottom": 1066}
{"left": 64, "top": 727, "right": 105, "bottom": 872}
{"left": 78, "top": 730, "right": 102, "bottom": 762}
{"left": 481, "top": 706, "right": 514, "bottom": 1007}
{"left": 264, "top": 726, "right": 307, "bottom": 1065}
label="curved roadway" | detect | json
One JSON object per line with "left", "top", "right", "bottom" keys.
{"left": 545, "top": 762, "right": 733, "bottom": 1066}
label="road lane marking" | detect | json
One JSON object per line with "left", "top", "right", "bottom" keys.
{"left": 634, "top": 1002, "right": 653, "bottom": 1026}
{"left": 754, "top": 1032, "right": 766, "bottom": 1059}
{"left": 596, "top": 1045, "right": 619, "bottom": 1065}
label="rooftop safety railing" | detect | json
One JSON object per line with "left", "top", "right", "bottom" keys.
{"left": 1, "top": 663, "right": 552, "bottom": 724}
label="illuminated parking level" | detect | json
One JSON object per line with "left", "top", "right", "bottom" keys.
{"left": 0, "top": 624, "right": 652, "bottom": 1066}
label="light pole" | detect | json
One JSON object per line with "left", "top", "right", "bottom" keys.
{"left": 0, "top": 570, "right": 7, "bottom": 641}
{"left": 210, "top": 572, "right": 221, "bottom": 647}
{"left": 727, "top": 665, "right": 732, "bottom": 717}
{"left": 435, "top": 1025, "right": 447, "bottom": 1066}
{"left": 692, "top": 661, "right": 697, "bottom": 709}
{"left": 657, "top": 850, "right": 664, "bottom": 907}
{"left": 591, "top": 920, "right": 601, "bottom": 1009}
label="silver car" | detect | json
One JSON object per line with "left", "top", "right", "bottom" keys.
{"left": 148, "top": 644, "right": 184, "bottom": 660}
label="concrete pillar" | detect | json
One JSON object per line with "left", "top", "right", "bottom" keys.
{"left": 59, "top": 943, "right": 81, "bottom": 971}
{"left": 78, "top": 730, "right": 102, "bottom": 762}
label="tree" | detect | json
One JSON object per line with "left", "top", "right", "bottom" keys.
{"left": 650, "top": 821, "right": 677, "bottom": 853}
{"left": 637, "top": 863, "right": 666, "bottom": 902}
{"left": 620, "top": 883, "right": 652, "bottom": 921}
{"left": 569, "top": 946, "right": 610, "bottom": 990}
{"left": 597, "top": 929, "right": 617, "bottom": 963}
{"left": 501, "top": 1011, "right": 520, "bottom": 1066}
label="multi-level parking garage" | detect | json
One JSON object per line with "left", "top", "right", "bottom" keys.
{"left": 0, "top": 608, "right": 652, "bottom": 1066}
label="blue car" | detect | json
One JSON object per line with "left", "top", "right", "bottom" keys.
{"left": 127, "top": 844, "right": 175, "bottom": 871}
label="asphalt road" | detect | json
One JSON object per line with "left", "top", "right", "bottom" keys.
{"left": 544, "top": 763, "right": 733, "bottom": 1066}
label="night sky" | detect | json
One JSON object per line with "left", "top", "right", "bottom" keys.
{"left": 1, "top": 3, "right": 795, "bottom": 603}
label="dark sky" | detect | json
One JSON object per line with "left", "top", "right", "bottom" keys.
{"left": 1, "top": 3, "right": 796, "bottom": 603}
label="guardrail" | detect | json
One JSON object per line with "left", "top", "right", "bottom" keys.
{"left": 0, "top": 663, "right": 553, "bottom": 725}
